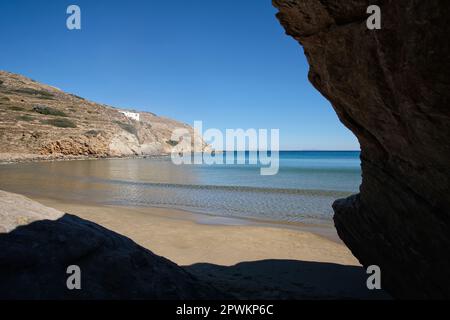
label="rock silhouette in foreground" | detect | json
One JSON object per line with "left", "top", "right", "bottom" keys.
{"left": 1, "top": 190, "right": 390, "bottom": 300}
{"left": 273, "top": 0, "right": 450, "bottom": 298}
{"left": 0, "top": 191, "right": 225, "bottom": 299}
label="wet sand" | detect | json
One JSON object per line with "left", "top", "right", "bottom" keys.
{"left": 35, "top": 197, "right": 359, "bottom": 267}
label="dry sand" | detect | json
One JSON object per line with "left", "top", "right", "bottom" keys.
{"left": 36, "top": 197, "right": 359, "bottom": 267}
{"left": 20, "top": 196, "right": 391, "bottom": 299}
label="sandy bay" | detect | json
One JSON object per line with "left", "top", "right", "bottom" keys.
{"left": 34, "top": 196, "right": 358, "bottom": 267}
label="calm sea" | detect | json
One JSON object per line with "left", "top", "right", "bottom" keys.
{"left": 0, "top": 151, "right": 361, "bottom": 224}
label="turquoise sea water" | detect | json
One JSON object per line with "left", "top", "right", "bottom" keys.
{"left": 0, "top": 151, "right": 361, "bottom": 224}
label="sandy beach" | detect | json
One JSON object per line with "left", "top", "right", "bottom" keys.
{"left": 35, "top": 197, "right": 359, "bottom": 267}
{"left": 32, "top": 197, "right": 392, "bottom": 299}
{"left": 0, "top": 189, "right": 390, "bottom": 299}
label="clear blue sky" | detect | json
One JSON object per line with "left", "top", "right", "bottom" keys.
{"left": 0, "top": 0, "right": 359, "bottom": 150}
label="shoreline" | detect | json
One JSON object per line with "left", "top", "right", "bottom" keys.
{"left": 1, "top": 154, "right": 351, "bottom": 245}
{"left": 0, "top": 154, "right": 355, "bottom": 244}
{"left": 0, "top": 152, "right": 171, "bottom": 165}
{"left": 33, "top": 196, "right": 359, "bottom": 267}
{"left": 35, "top": 195, "right": 343, "bottom": 243}
{"left": 127, "top": 203, "right": 343, "bottom": 243}
{"left": 1, "top": 154, "right": 359, "bottom": 267}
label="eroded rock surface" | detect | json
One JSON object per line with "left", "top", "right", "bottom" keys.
{"left": 0, "top": 191, "right": 225, "bottom": 299}
{"left": 273, "top": 0, "right": 450, "bottom": 298}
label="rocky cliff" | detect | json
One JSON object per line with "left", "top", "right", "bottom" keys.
{"left": 0, "top": 71, "right": 206, "bottom": 162}
{"left": 273, "top": 0, "right": 450, "bottom": 298}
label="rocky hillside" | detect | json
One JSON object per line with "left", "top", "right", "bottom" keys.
{"left": 0, "top": 71, "right": 206, "bottom": 162}
{"left": 273, "top": 0, "right": 450, "bottom": 299}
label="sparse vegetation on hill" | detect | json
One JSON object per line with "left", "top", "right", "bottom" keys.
{"left": 43, "top": 118, "right": 77, "bottom": 128}
{"left": 14, "top": 88, "right": 55, "bottom": 99}
{"left": 167, "top": 140, "right": 179, "bottom": 147}
{"left": 69, "top": 93, "right": 85, "bottom": 100}
{"left": 33, "top": 105, "right": 67, "bottom": 117}
{"left": 9, "top": 106, "right": 24, "bottom": 111}
{"left": 114, "top": 121, "right": 137, "bottom": 135}
{"left": 84, "top": 130, "right": 102, "bottom": 137}
{"left": 16, "top": 115, "right": 34, "bottom": 122}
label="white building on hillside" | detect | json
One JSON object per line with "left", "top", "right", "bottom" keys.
{"left": 119, "top": 110, "right": 140, "bottom": 122}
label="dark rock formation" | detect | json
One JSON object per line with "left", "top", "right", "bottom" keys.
{"left": 273, "top": 0, "right": 450, "bottom": 299}
{"left": 0, "top": 212, "right": 226, "bottom": 299}
{"left": 187, "top": 260, "right": 390, "bottom": 300}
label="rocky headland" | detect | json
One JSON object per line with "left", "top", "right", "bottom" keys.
{"left": 0, "top": 71, "right": 206, "bottom": 163}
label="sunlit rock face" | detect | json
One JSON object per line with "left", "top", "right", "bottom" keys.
{"left": 273, "top": 0, "right": 450, "bottom": 299}
{"left": 0, "top": 71, "right": 209, "bottom": 162}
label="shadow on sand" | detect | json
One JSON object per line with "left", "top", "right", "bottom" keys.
{"left": 185, "top": 260, "right": 391, "bottom": 300}
{"left": 0, "top": 214, "right": 390, "bottom": 299}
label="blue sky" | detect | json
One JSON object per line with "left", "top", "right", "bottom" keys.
{"left": 0, "top": 0, "right": 359, "bottom": 150}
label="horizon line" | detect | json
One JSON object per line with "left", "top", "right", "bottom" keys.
{"left": 210, "top": 150, "right": 361, "bottom": 152}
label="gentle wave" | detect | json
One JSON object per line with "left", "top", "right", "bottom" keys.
{"left": 0, "top": 152, "right": 361, "bottom": 225}
{"left": 101, "top": 178, "right": 353, "bottom": 198}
